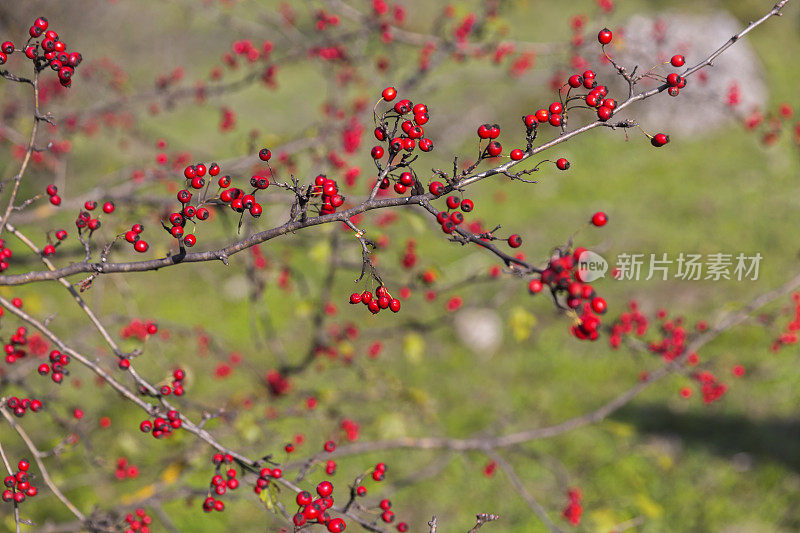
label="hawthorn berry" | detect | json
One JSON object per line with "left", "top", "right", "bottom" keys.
{"left": 381, "top": 86, "right": 397, "bottom": 101}
{"left": 371, "top": 146, "right": 384, "bottom": 159}
{"left": 591, "top": 297, "right": 607, "bottom": 313}
{"left": 598, "top": 28, "right": 613, "bottom": 45}
{"left": 259, "top": 148, "right": 272, "bottom": 161}
{"left": 671, "top": 54, "right": 685, "bottom": 67}
{"left": 556, "top": 158, "right": 570, "bottom": 170}
{"left": 651, "top": 133, "right": 670, "bottom": 147}
{"left": 508, "top": 234, "right": 522, "bottom": 248}
{"left": 510, "top": 148, "right": 524, "bottom": 160}
{"left": 429, "top": 181, "right": 445, "bottom": 196}
{"left": 486, "top": 141, "right": 502, "bottom": 157}
{"left": 317, "top": 480, "right": 333, "bottom": 497}
{"left": 591, "top": 212, "right": 608, "bottom": 227}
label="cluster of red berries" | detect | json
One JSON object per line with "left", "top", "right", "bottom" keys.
{"left": 349, "top": 286, "right": 401, "bottom": 314}
{"left": 114, "top": 457, "right": 139, "bottom": 480}
{"left": 770, "top": 291, "right": 800, "bottom": 351}
{"left": 41, "top": 229, "right": 67, "bottom": 257}
{"left": 562, "top": 488, "right": 583, "bottom": 525}
{"left": 292, "top": 481, "right": 346, "bottom": 532}
{"left": 45, "top": 184, "right": 61, "bottom": 206}
{"left": 312, "top": 174, "right": 345, "bottom": 215}
{"left": 664, "top": 55, "right": 687, "bottom": 98}
{"left": 607, "top": 300, "right": 649, "bottom": 348}
{"left": 475, "top": 123, "right": 506, "bottom": 157}
{"left": 124, "top": 223, "right": 148, "bottom": 253}
{"left": 171, "top": 162, "right": 219, "bottom": 245}
{"left": 2, "top": 460, "right": 37, "bottom": 505}
{"left": 0, "top": 238, "right": 12, "bottom": 271}
{"left": 371, "top": 86, "right": 434, "bottom": 162}
{"left": 371, "top": 461, "right": 387, "bottom": 482}
{"left": 202, "top": 454, "right": 240, "bottom": 512}
{"left": 145, "top": 368, "right": 186, "bottom": 397}
{"left": 377, "top": 498, "right": 400, "bottom": 525}
{"left": 215, "top": 157, "right": 267, "bottom": 220}
{"left": 122, "top": 508, "right": 152, "bottom": 533}
{"left": 36, "top": 349, "right": 71, "bottom": 384}
{"left": 688, "top": 370, "right": 728, "bottom": 404}
{"left": 253, "top": 464, "right": 282, "bottom": 495}
{"left": 4, "top": 326, "right": 31, "bottom": 364}
{"left": 166, "top": 367, "right": 186, "bottom": 395}
{"left": 1, "top": 18, "right": 83, "bottom": 87}
{"left": 565, "top": 69, "right": 617, "bottom": 123}
{"left": 74, "top": 199, "right": 114, "bottom": 232}
{"left": 119, "top": 319, "right": 158, "bottom": 341}
{"left": 138, "top": 409, "right": 182, "bottom": 439}
{"left": 376, "top": 169, "right": 418, "bottom": 196}
{"left": 527, "top": 244, "right": 607, "bottom": 341}
{"left": 429, "top": 186, "right": 476, "bottom": 235}
{"left": 4, "top": 396, "right": 43, "bottom": 417}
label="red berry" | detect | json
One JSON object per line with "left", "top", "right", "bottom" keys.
{"left": 429, "top": 181, "right": 445, "bottom": 196}
{"left": 371, "top": 146, "right": 384, "bottom": 159}
{"left": 549, "top": 114, "right": 562, "bottom": 127}
{"left": 317, "top": 481, "right": 333, "bottom": 497}
{"left": 651, "top": 133, "right": 670, "bottom": 147}
{"left": 598, "top": 28, "right": 613, "bottom": 45}
{"left": 556, "top": 158, "right": 570, "bottom": 170}
{"left": 568, "top": 74, "right": 583, "bottom": 88}
{"left": 134, "top": 240, "right": 149, "bottom": 253}
{"left": 381, "top": 87, "right": 397, "bottom": 101}
{"left": 666, "top": 73, "right": 681, "bottom": 87}
{"left": 508, "top": 234, "right": 522, "bottom": 248}
{"left": 418, "top": 138, "right": 433, "bottom": 152}
{"left": 486, "top": 141, "right": 502, "bottom": 157}
{"left": 327, "top": 518, "right": 346, "bottom": 533}
{"left": 259, "top": 148, "right": 272, "bottom": 161}
{"left": 597, "top": 106, "right": 613, "bottom": 121}
{"left": 591, "top": 212, "right": 608, "bottom": 227}
{"left": 670, "top": 54, "right": 685, "bottom": 67}
{"left": 528, "top": 279, "right": 543, "bottom": 294}
{"left": 510, "top": 149, "right": 524, "bottom": 161}
{"left": 591, "top": 297, "right": 607, "bottom": 314}
{"left": 549, "top": 102, "right": 564, "bottom": 115}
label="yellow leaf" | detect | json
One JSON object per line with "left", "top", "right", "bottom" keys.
{"left": 309, "top": 239, "right": 331, "bottom": 265}
{"left": 160, "top": 462, "right": 183, "bottom": 484}
{"left": 509, "top": 306, "right": 537, "bottom": 342}
{"left": 259, "top": 482, "right": 279, "bottom": 513}
{"left": 403, "top": 333, "right": 425, "bottom": 364}
{"left": 121, "top": 484, "right": 156, "bottom": 505}
{"left": 604, "top": 420, "right": 635, "bottom": 438}
{"left": 635, "top": 493, "right": 663, "bottom": 519}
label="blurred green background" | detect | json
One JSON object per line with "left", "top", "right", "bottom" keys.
{"left": 1, "top": 0, "right": 799, "bottom": 531}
